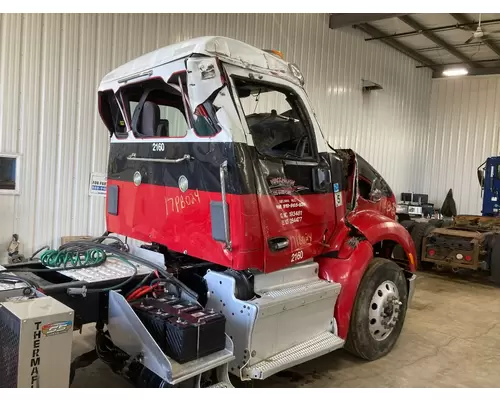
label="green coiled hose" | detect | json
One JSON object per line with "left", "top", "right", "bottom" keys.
{"left": 40, "top": 248, "right": 107, "bottom": 269}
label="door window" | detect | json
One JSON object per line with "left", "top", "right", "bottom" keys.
{"left": 233, "top": 78, "right": 316, "bottom": 161}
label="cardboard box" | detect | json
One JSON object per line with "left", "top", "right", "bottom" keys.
{"left": 60, "top": 236, "right": 93, "bottom": 245}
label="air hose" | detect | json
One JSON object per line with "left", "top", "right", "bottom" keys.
{"left": 35, "top": 247, "right": 139, "bottom": 294}
{"left": 2, "top": 241, "right": 138, "bottom": 295}
{"left": 40, "top": 248, "right": 107, "bottom": 269}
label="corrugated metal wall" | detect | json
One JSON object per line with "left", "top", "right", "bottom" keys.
{"left": 421, "top": 76, "right": 500, "bottom": 214}
{"left": 0, "top": 13, "right": 432, "bottom": 257}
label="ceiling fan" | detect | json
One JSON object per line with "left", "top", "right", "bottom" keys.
{"left": 463, "top": 13, "right": 500, "bottom": 44}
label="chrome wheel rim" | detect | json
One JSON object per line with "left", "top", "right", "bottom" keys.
{"left": 368, "top": 280, "right": 401, "bottom": 341}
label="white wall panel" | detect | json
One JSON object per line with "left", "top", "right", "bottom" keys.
{"left": 421, "top": 76, "right": 500, "bottom": 215}
{"left": 0, "top": 13, "right": 432, "bottom": 257}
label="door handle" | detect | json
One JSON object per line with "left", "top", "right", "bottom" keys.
{"left": 268, "top": 237, "right": 290, "bottom": 252}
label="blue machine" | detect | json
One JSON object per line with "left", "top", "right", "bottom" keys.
{"left": 479, "top": 156, "right": 500, "bottom": 217}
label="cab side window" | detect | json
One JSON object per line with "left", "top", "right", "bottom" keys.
{"left": 129, "top": 96, "right": 188, "bottom": 138}
{"left": 233, "top": 78, "right": 316, "bottom": 161}
{"left": 127, "top": 86, "right": 189, "bottom": 138}
{"left": 122, "top": 76, "right": 220, "bottom": 139}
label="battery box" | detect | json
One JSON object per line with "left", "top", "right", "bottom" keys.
{"left": 131, "top": 295, "right": 226, "bottom": 364}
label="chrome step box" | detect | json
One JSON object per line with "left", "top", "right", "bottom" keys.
{"left": 204, "top": 260, "right": 343, "bottom": 380}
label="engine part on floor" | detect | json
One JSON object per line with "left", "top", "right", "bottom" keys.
{"left": 0, "top": 294, "right": 74, "bottom": 388}
{"left": 131, "top": 295, "right": 226, "bottom": 363}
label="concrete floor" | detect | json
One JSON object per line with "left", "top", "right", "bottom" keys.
{"left": 71, "top": 272, "right": 500, "bottom": 388}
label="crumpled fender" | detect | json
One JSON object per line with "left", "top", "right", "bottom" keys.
{"left": 348, "top": 209, "right": 417, "bottom": 272}
{"left": 318, "top": 210, "right": 416, "bottom": 339}
{"left": 318, "top": 240, "right": 374, "bottom": 339}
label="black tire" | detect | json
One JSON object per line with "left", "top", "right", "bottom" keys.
{"left": 345, "top": 258, "right": 408, "bottom": 360}
{"left": 392, "top": 220, "right": 415, "bottom": 260}
{"left": 488, "top": 234, "right": 500, "bottom": 285}
{"left": 397, "top": 213, "right": 411, "bottom": 223}
{"left": 401, "top": 220, "right": 416, "bottom": 234}
{"left": 441, "top": 219, "right": 453, "bottom": 228}
{"left": 411, "top": 222, "right": 436, "bottom": 269}
{"left": 428, "top": 219, "right": 444, "bottom": 228}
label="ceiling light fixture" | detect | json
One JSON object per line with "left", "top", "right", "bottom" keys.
{"left": 442, "top": 68, "right": 468, "bottom": 77}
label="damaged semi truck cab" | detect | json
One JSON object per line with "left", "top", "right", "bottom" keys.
{"left": 97, "top": 36, "right": 417, "bottom": 385}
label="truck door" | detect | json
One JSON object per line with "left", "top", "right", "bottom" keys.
{"left": 229, "top": 73, "right": 335, "bottom": 273}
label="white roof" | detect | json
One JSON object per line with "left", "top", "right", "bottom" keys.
{"left": 100, "top": 36, "right": 300, "bottom": 85}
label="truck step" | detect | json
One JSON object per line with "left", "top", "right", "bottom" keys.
{"left": 243, "top": 331, "right": 344, "bottom": 380}
{"left": 259, "top": 279, "right": 334, "bottom": 299}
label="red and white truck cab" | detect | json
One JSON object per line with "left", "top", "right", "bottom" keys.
{"left": 97, "top": 36, "right": 417, "bottom": 384}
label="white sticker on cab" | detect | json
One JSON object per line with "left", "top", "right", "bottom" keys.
{"left": 335, "top": 192, "right": 343, "bottom": 207}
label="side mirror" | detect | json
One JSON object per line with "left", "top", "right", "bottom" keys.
{"left": 370, "top": 188, "right": 383, "bottom": 202}
{"left": 369, "top": 178, "right": 383, "bottom": 202}
{"left": 313, "top": 167, "right": 332, "bottom": 193}
{"left": 477, "top": 169, "right": 485, "bottom": 188}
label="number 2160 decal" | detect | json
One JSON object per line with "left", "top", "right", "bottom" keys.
{"left": 291, "top": 250, "right": 304, "bottom": 263}
{"left": 152, "top": 142, "right": 165, "bottom": 151}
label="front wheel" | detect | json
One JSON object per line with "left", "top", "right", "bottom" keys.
{"left": 345, "top": 257, "right": 408, "bottom": 361}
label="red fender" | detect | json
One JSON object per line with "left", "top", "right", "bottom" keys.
{"left": 317, "top": 210, "right": 416, "bottom": 340}
{"left": 348, "top": 209, "right": 417, "bottom": 272}
{"left": 318, "top": 240, "right": 373, "bottom": 339}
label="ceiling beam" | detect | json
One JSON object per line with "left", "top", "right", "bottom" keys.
{"left": 355, "top": 23, "right": 435, "bottom": 69}
{"left": 329, "top": 14, "right": 405, "bottom": 29}
{"left": 398, "top": 15, "right": 482, "bottom": 68}
{"left": 449, "top": 13, "right": 500, "bottom": 58}
{"left": 417, "top": 58, "right": 500, "bottom": 69}
{"left": 364, "top": 18, "right": 500, "bottom": 41}
{"left": 417, "top": 40, "right": 500, "bottom": 53}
